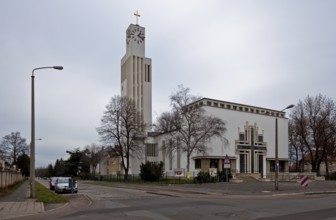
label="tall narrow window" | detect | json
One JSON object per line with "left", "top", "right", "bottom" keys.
{"left": 133, "top": 56, "right": 135, "bottom": 98}
{"left": 195, "top": 159, "right": 201, "bottom": 169}
{"left": 251, "top": 128, "right": 254, "bottom": 145}
{"left": 145, "top": 144, "right": 158, "bottom": 157}
{"left": 169, "top": 140, "right": 173, "bottom": 170}
{"left": 137, "top": 57, "right": 139, "bottom": 84}
{"left": 177, "top": 139, "right": 181, "bottom": 168}
{"left": 144, "top": 64, "right": 147, "bottom": 82}
{"left": 147, "top": 65, "right": 151, "bottom": 82}
{"left": 162, "top": 141, "right": 166, "bottom": 166}
{"left": 239, "top": 133, "right": 245, "bottom": 142}
{"left": 258, "top": 135, "right": 263, "bottom": 143}
{"left": 144, "top": 65, "right": 147, "bottom": 82}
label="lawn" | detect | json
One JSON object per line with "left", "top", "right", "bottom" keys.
{"left": 36, "top": 181, "right": 68, "bottom": 203}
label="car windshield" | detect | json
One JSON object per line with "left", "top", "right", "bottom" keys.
{"left": 57, "top": 178, "right": 69, "bottom": 183}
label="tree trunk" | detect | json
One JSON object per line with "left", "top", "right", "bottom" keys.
{"left": 124, "top": 168, "right": 129, "bottom": 181}
{"left": 325, "top": 158, "right": 329, "bottom": 176}
{"left": 295, "top": 149, "right": 300, "bottom": 171}
{"left": 120, "top": 155, "right": 128, "bottom": 180}
{"left": 125, "top": 150, "right": 130, "bottom": 181}
{"left": 186, "top": 154, "right": 190, "bottom": 173}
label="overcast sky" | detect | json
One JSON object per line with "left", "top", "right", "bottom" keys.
{"left": 1, "top": 1, "right": 335, "bottom": 167}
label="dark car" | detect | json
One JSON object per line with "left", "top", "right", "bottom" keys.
{"left": 49, "top": 177, "right": 58, "bottom": 190}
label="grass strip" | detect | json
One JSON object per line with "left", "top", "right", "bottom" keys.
{"left": 36, "top": 181, "right": 68, "bottom": 203}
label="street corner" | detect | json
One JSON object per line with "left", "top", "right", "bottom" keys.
{"left": 0, "top": 200, "right": 44, "bottom": 219}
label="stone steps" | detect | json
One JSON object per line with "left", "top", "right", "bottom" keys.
{"left": 234, "top": 173, "right": 270, "bottom": 183}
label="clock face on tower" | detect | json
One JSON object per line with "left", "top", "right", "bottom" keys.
{"left": 127, "top": 27, "right": 145, "bottom": 45}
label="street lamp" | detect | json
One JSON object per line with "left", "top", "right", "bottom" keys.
{"left": 275, "top": 104, "right": 294, "bottom": 191}
{"left": 30, "top": 66, "right": 63, "bottom": 198}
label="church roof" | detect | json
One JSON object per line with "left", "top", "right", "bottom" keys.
{"left": 187, "top": 97, "right": 289, "bottom": 119}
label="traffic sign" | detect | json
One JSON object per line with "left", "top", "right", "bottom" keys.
{"left": 224, "top": 155, "right": 230, "bottom": 168}
{"left": 224, "top": 155, "right": 230, "bottom": 163}
{"left": 300, "top": 176, "right": 309, "bottom": 187}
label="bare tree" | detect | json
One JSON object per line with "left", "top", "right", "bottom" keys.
{"left": 84, "top": 143, "right": 105, "bottom": 175}
{"left": 155, "top": 85, "right": 227, "bottom": 173}
{"left": 288, "top": 120, "right": 308, "bottom": 171}
{"left": 0, "top": 131, "right": 28, "bottom": 165}
{"left": 324, "top": 134, "right": 336, "bottom": 175}
{"left": 290, "top": 94, "right": 336, "bottom": 174}
{"left": 97, "top": 95, "right": 145, "bottom": 180}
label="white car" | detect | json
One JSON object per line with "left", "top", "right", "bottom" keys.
{"left": 54, "top": 177, "right": 78, "bottom": 193}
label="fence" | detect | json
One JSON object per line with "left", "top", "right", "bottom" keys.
{"left": 265, "top": 172, "right": 321, "bottom": 181}
{"left": 86, "top": 170, "right": 228, "bottom": 184}
{"left": 0, "top": 171, "right": 24, "bottom": 189}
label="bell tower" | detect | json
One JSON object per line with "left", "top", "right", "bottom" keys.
{"left": 121, "top": 12, "right": 152, "bottom": 131}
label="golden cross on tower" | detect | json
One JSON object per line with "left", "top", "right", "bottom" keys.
{"left": 134, "top": 10, "right": 140, "bottom": 25}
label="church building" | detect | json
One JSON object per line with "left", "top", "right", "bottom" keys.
{"left": 144, "top": 99, "right": 290, "bottom": 179}
{"left": 113, "top": 13, "right": 290, "bottom": 180}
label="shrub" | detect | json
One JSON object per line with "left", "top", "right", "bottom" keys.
{"left": 325, "top": 172, "right": 336, "bottom": 180}
{"left": 218, "top": 171, "right": 232, "bottom": 182}
{"left": 140, "top": 162, "right": 164, "bottom": 182}
{"left": 194, "top": 171, "right": 211, "bottom": 183}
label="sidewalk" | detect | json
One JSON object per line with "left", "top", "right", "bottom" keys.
{"left": 87, "top": 179, "right": 336, "bottom": 198}
{"left": 0, "top": 179, "right": 335, "bottom": 219}
{"left": 0, "top": 180, "right": 44, "bottom": 220}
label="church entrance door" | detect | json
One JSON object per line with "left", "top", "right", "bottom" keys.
{"left": 239, "top": 153, "right": 248, "bottom": 173}
{"left": 258, "top": 154, "right": 264, "bottom": 177}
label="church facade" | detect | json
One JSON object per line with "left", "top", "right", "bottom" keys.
{"left": 143, "top": 98, "right": 289, "bottom": 179}
{"left": 112, "top": 17, "right": 290, "bottom": 179}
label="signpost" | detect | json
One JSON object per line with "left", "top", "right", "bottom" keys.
{"left": 174, "top": 168, "right": 185, "bottom": 177}
{"left": 300, "top": 175, "right": 309, "bottom": 194}
{"left": 209, "top": 168, "right": 218, "bottom": 177}
{"left": 300, "top": 176, "right": 309, "bottom": 187}
{"left": 224, "top": 155, "right": 230, "bottom": 182}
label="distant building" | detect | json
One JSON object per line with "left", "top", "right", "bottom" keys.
{"left": 300, "top": 152, "right": 336, "bottom": 176}
{"left": 95, "top": 156, "right": 121, "bottom": 176}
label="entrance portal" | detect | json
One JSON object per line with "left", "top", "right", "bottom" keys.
{"left": 236, "top": 123, "right": 267, "bottom": 175}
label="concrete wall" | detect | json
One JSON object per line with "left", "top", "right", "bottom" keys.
{"left": 0, "top": 171, "right": 23, "bottom": 189}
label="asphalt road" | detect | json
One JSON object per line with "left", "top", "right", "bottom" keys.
{"left": 10, "top": 180, "right": 336, "bottom": 220}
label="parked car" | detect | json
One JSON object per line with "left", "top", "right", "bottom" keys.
{"left": 54, "top": 177, "right": 78, "bottom": 194}
{"left": 49, "top": 177, "right": 58, "bottom": 190}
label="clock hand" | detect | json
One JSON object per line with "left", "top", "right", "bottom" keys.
{"left": 137, "top": 33, "right": 145, "bottom": 41}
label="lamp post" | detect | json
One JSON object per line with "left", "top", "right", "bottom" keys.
{"left": 275, "top": 104, "right": 294, "bottom": 191}
{"left": 30, "top": 66, "right": 63, "bottom": 198}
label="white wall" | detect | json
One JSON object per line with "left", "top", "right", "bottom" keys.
{"left": 152, "top": 102, "right": 289, "bottom": 175}
{"left": 204, "top": 106, "right": 289, "bottom": 159}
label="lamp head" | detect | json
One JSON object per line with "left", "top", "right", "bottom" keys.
{"left": 286, "top": 104, "right": 295, "bottom": 109}
{"left": 53, "top": 66, "right": 63, "bottom": 70}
